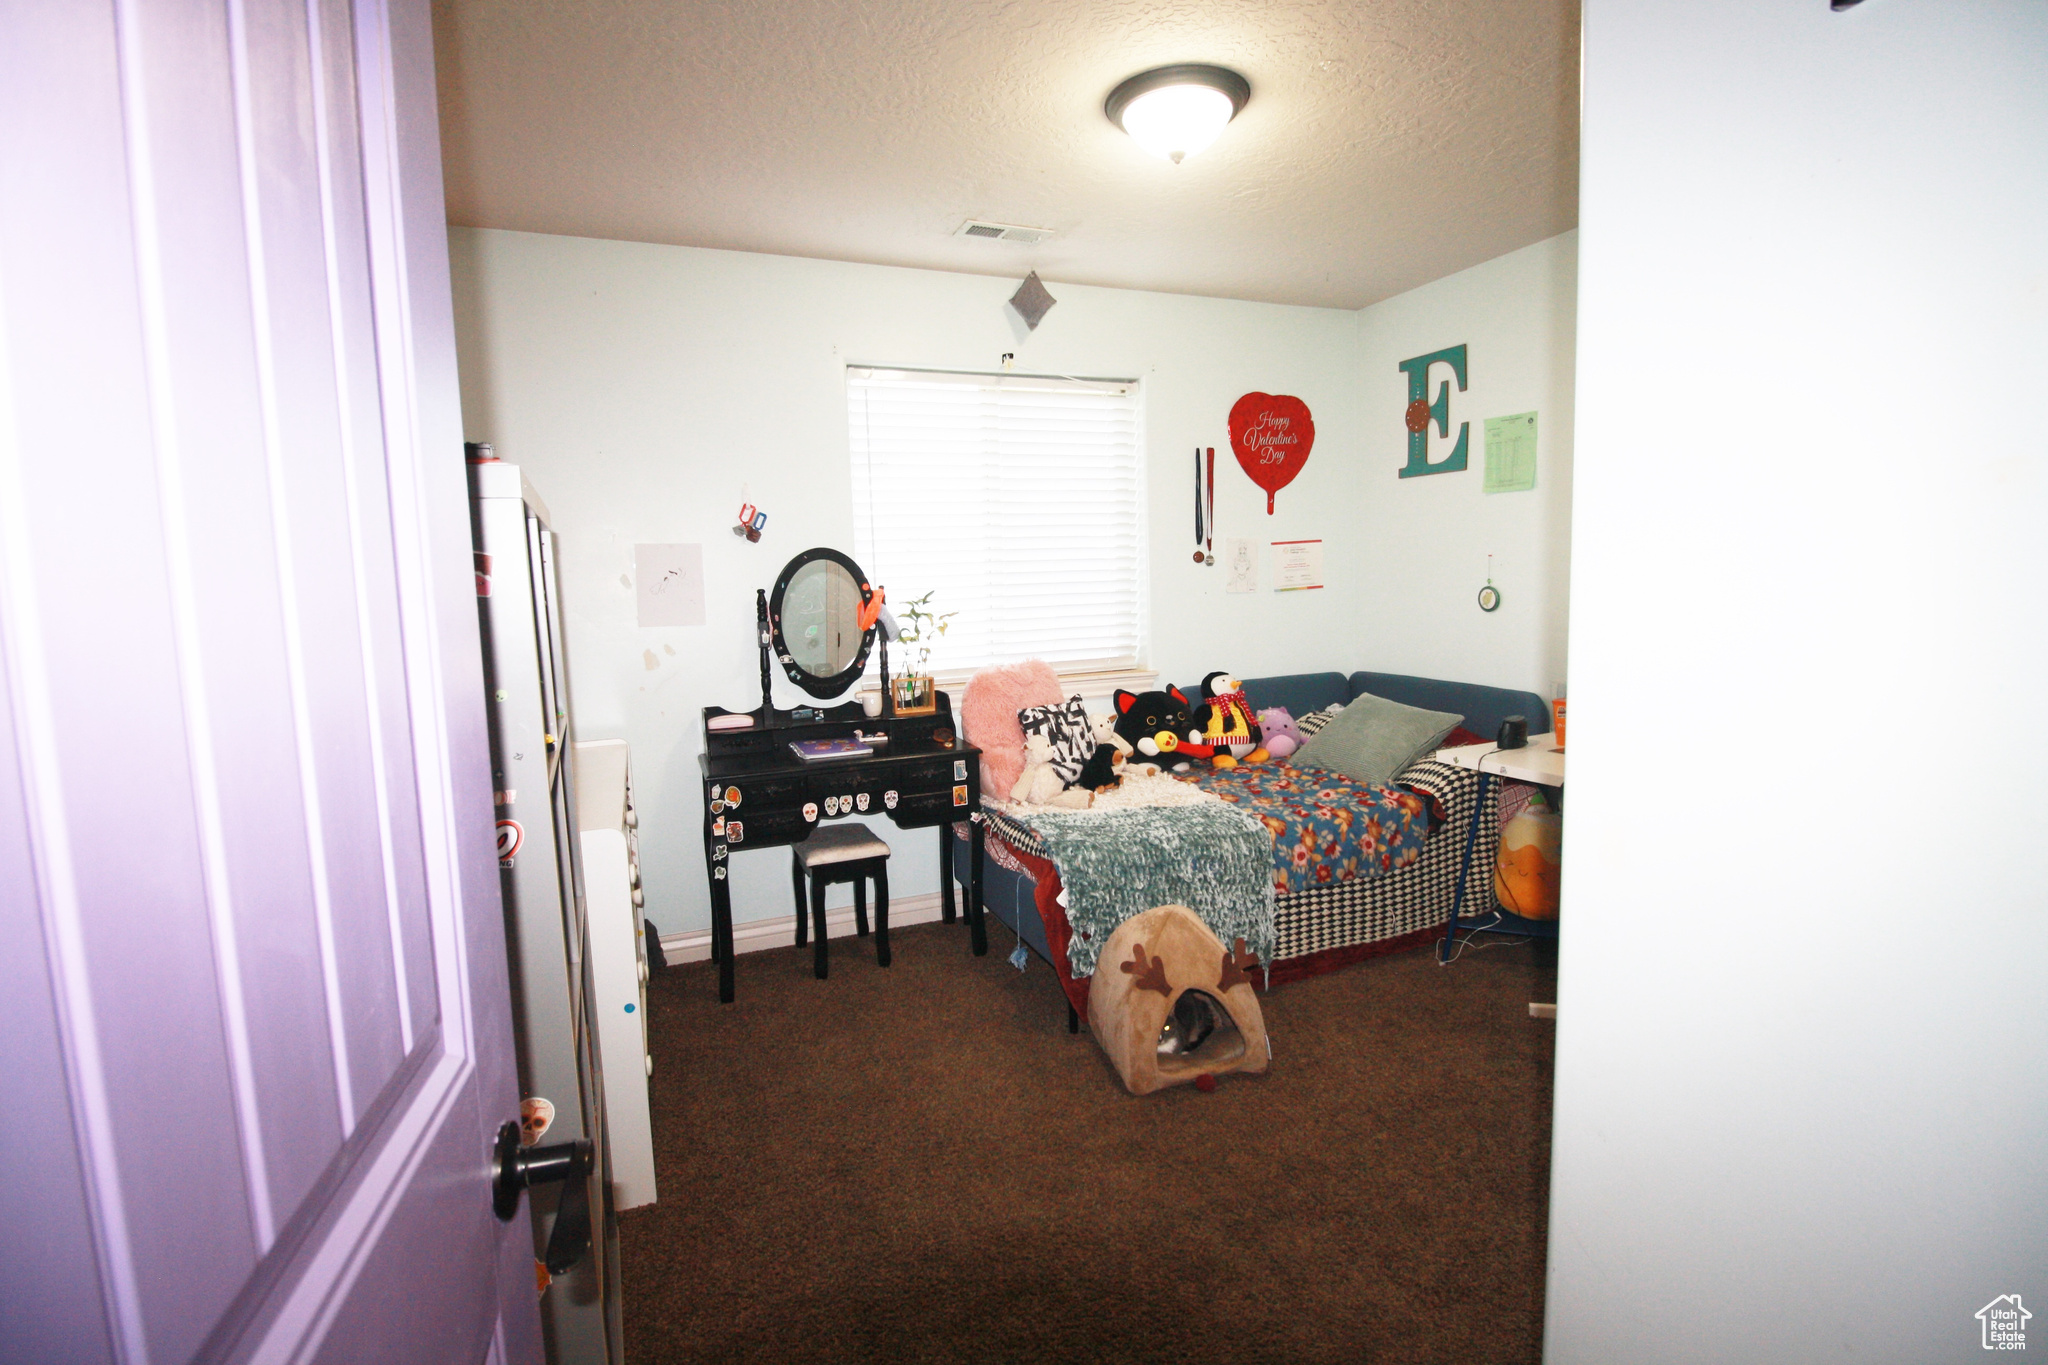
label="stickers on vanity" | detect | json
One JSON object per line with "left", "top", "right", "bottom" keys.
{"left": 884, "top": 790, "right": 898, "bottom": 809}
{"left": 954, "top": 760, "right": 967, "bottom": 781}
{"left": 803, "top": 801, "right": 819, "bottom": 822}
{"left": 856, "top": 793, "right": 870, "bottom": 812}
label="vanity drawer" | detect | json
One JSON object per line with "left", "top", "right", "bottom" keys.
{"left": 703, "top": 774, "right": 805, "bottom": 814}
{"left": 710, "top": 805, "right": 808, "bottom": 850}
{"left": 889, "top": 788, "right": 975, "bottom": 828}
{"left": 882, "top": 754, "right": 973, "bottom": 795}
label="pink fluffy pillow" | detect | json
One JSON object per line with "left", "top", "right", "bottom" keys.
{"left": 960, "top": 660, "right": 1064, "bottom": 799}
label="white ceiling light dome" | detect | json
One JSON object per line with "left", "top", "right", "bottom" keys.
{"left": 1105, "top": 65, "right": 1251, "bottom": 165}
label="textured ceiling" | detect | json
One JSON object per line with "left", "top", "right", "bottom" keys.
{"left": 432, "top": 0, "right": 1579, "bottom": 310}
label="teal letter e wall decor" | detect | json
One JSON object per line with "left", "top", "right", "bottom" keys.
{"left": 1398, "top": 343, "right": 1469, "bottom": 478}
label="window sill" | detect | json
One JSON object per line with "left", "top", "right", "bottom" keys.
{"left": 860, "top": 665, "right": 1160, "bottom": 706}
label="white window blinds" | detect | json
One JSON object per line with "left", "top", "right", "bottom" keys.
{"left": 848, "top": 367, "right": 1144, "bottom": 677}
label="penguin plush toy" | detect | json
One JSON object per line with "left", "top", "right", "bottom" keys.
{"left": 1193, "top": 671, "right": 1268, "bottom": 767}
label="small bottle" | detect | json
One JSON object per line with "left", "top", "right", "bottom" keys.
{"left": 1551, "top": 681, "right": 1567, "bottom": 752}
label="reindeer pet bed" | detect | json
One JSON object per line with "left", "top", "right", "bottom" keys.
{"left": 1088, "top": 904, "right": 1270, "bottom": 1095}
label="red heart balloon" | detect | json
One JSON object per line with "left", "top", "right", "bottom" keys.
{"left": 1228, "top": 393, "right": 1315, "bottom": 514}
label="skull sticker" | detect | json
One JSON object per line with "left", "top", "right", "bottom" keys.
{"left": 519, "top": 1096, "right": 555, "bottom": 1146}
{"left": 855, "top": 792, "right": 870, "bottom": 812}
{"left": 884, "top": 790, "right": 898, "bottom": 809}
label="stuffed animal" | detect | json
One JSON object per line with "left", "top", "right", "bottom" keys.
{"left": 1075, "top": 713, "right": 1132, "bottom": 791}
{"left": 1111, "top": 686, "right": 1215, "bottom": 774}
{"left": 1193, "top": 671, "right": 1267, "bottom": 766}
{"left": 1256, "top": 706, "right": 1305, "bottom": 760}
{"left": 1011, "top": 732, "right": 1091, "bottom": 807}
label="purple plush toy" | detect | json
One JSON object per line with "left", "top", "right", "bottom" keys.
{"left": 1257, "top": 707, "right": 1305, "bottom": 760}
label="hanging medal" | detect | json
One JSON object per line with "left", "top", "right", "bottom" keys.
{"left": 1205, "top": 446, "right": 1216, "bottom": 565}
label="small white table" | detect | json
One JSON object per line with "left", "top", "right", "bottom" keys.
{"left": 1432, "top": 738, "right": 1564, "bottom": 963}
{"left": 1434, "top": 737, "right": 1565, "bottom": 786}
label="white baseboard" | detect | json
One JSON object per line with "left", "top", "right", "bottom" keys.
{"left": 658, "top": 891, "right": 952, "bottom": 967}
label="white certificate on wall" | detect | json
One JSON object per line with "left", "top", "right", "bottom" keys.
{"left": 1272, "top": 539, "right": 1323, "bottom": 592}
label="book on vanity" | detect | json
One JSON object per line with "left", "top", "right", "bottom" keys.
{"left": 788, "top": 738, "right": 870, "bottom": 763}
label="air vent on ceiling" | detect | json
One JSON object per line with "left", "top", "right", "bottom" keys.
{"left": 956, "top": 219, "right": 1053, "bottom": 245}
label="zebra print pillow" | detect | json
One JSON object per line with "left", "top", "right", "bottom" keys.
{"left": 1295, "top": 703, "right": 1345, "bottom": 740}
{"left": 1017, "top": 695, "right": 1094, "bottom": 787}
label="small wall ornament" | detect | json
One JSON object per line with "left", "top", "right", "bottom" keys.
{"left": 1008, "top": 272, "right": 1057, "bottom": 331}
{"left": 1478, "top": 554, "right": 1502, "bottom": 612}
{"left": 1228, "top": 393, "right": 1315, "bottom": 514}
{"left": 1398, "top": 343, "right": 1469, "bottom": 478}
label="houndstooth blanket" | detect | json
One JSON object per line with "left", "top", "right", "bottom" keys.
{"left": 1002, "top": 802, "right": 1276, "bottom": 979}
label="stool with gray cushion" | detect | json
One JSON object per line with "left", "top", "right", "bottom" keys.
{"left": 790, "top": 824, "right": 892, "bottom": 979}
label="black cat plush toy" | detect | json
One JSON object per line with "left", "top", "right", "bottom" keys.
{"left": 1112, "top": 686, "right": 1216, "bottom": 774}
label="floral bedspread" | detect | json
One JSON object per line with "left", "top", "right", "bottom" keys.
{"left": 1189, "top": 765, "right": 1430, "bottom": 896}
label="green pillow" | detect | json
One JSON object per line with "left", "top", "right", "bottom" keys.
{"left": 1292, "top": 691, "right": 1464, "bottom": 787}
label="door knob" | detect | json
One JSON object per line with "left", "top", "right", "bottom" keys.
{"left": 492, "top": 1122, "right": 595, "bottom": 1274}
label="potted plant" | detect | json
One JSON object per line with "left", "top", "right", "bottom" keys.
{"left": 889, "top": 590, "right": 954, "bottom": 716}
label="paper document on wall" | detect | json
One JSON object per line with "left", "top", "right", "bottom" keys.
{"left": 1484, "top": 411, "right": 1538, "bottom": 493}
{"left": 1225, "top": 538, "right": 1257, "bottom": 593}
{"left": 634, "top": 543, "right": 706, "bottom": 627}
{"left": 1271, "top": 540, "right": 1322, "bottom": 592}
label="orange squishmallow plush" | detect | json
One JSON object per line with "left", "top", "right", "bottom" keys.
{"left": 1494, "top": 807, "right": 1561, "bottom": 919}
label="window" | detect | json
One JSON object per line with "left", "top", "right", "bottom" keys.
{"left": 848, "top": 367, "right": 1144, "bottom": 681}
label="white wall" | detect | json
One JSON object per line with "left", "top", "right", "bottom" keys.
{"left": 1355, "top": 233, "right": 1576, "bottom": 699}
{"left": 447, "top": 231, "right": 1367, "bottom": 937}
{"left": 1550, "top": 3, "right": 2046, "bottom": 1362}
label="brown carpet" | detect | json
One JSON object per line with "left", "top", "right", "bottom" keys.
{"left": 620, "top": 920, "right": 1556, "bottom": 1365}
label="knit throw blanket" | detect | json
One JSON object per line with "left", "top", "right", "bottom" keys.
{"left": 1008, "top": 803, "right": 1277, "bottom": 979}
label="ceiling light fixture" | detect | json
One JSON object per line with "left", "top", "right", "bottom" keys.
{"left": 1104, "top": 64, "right": 1251, "bottom": 165}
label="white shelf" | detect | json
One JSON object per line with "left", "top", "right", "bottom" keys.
{"left": 575, "top": 738, "right": 658, "bottom": 1213}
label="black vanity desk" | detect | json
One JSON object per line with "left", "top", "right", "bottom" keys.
{"left": 698, "top": 693, "right": 986, "bottom": 1003}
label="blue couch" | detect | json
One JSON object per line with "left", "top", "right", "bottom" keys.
{"left": 1224, "top": 670, "right": 1550, "bottom": 743}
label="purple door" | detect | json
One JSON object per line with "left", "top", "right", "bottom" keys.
{"left": 0, "top": 0, "right": 539, "bottom": 1361}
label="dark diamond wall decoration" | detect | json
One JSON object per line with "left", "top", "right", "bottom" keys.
{"left": 1009, "top": 271, "right": 1057, "bottom": 331}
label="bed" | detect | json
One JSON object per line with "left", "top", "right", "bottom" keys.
{"left": 950, "top": 670, "right": 1550, "bottom": 1025}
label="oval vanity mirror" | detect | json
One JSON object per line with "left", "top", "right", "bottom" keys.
{"left": 768, "top": 547, "right": 876, "bottom": 699}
